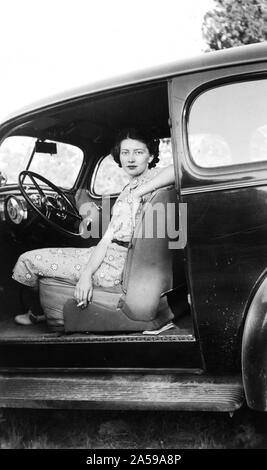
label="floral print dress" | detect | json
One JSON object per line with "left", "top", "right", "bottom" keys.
{"left": 12, "top": 168, "right": 159, "bottom": 290}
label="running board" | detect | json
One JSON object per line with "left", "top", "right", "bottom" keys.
{"left": 0, "top": 373, "right": 244, "bottom": 411}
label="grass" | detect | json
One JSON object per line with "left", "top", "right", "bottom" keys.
{"left": 0, "top": 406, "right": 266, "bottom": 449}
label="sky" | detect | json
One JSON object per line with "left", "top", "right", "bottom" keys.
{"left": 0, "top": 0, "right": 214, "bottom": 122}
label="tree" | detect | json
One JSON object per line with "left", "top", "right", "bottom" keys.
{"left": 202, "top": 0, "right": 267, "bottom": 51}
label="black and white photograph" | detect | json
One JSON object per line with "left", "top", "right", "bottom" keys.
{"left": 0, "top": 0, "right": 266, "bottom": 457}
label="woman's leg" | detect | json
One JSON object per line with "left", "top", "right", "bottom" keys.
{"left": 15, "top": 284, "right": 45, "bottom": 325}
{"left": 13, "top": 247, "right": 94, "bottom": 324}
{"left": 12, "top": 247, "right": 94, "bottom": 286}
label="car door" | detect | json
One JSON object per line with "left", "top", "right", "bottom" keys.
{"left": 169, "top": 59, "right": 267, "bottom": 373}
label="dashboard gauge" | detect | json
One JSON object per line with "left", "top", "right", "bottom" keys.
{"left": 6, "top": 196, "right": 27, "bottom": 224}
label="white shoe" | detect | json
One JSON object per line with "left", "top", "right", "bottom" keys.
{"left": 14, "top": 311, "right": 46, "bottom": 325}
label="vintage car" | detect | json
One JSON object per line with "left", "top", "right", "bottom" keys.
{"left": 0, "top": 42, "right": 267, "bottom": 412}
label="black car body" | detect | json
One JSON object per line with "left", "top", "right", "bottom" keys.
{"left": 0, "top": 43, "right": 267, "bottom": 411}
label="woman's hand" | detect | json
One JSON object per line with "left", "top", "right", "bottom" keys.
{"left": 74, "top": 271, "right": 93, "bottom": 308}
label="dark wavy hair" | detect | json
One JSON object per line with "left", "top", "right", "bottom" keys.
{"left": 111, "top": 128, "right": 160, "bottom": 168}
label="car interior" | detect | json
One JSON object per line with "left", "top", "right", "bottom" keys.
{"left": 0, "top": 79, "right": 197, "bottom": 368}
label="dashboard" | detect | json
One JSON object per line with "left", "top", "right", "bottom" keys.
{"left": 0, "top": 187, "right": 67, "bottom": 226}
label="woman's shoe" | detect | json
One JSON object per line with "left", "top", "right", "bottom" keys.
{"left": 14, "top": 311, "right": 46, "bottom": 325}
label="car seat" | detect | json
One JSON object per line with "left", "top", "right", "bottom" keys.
{"left": 39, "top": 186, "right": 183, "bottom": 332}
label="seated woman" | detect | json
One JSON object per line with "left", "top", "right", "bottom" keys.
{"left": 12, "top": 128, "right": 175, "bottom": 325}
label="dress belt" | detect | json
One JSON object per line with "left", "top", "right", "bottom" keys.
{"left": 111, "top": 238, "right": 129, "bottom": 248}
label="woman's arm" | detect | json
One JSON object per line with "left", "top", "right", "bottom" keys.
{"left": 74, "top": 226, "right": 113, "bottom": 306}
{"left": 129, "top": 165, "right": 175, "bottom": 227}
{"left": 134, "top": 164, "right": 175, "bottom": 198}
{"left": 82, "top": 226, "right": 113, "bottom": 278}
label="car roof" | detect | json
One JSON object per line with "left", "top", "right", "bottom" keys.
{"left": 4, "top": 42, "right": 267, "bottom": 122}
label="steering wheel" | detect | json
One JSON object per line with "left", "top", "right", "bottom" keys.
{"left": 18, "top": 170, "right": 82, "bottom": 236}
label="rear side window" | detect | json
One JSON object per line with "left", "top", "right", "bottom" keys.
{"left": 93, "top": 138, "right": 173, "bottom": 196}
{"left": 188, "top": 79, "right": 267, "bottom": 168}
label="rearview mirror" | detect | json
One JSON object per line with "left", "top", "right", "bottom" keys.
{"left": 35, "top": 140, "right": 57, "bottom": 155}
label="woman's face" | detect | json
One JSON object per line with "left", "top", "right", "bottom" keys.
{"left": 119, "top": 138, "right": 153, "bottom": 179}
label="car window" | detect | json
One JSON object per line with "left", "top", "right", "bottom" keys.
{"left": 0, "top": 136, "right": 84, "bottom": 189}
{"left": 188, "top": 79, "right": 267, "bottom": 168}
{"left": 93, "top": 138, "right": 173, "bottom": 196}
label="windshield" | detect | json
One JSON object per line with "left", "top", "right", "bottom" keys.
{"left": 0, "top": 136, "right": 84, "bottom": 189}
